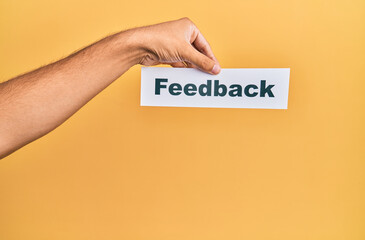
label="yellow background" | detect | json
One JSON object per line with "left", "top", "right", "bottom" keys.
{"left": 0, "top": 0, "right": 364, "bottom": 239}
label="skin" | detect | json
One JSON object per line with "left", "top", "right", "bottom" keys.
{"left": 0, "top": 17, "right": 221, "bottom": 159}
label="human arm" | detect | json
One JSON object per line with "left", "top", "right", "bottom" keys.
{"left": 0, "top": 18, "right": 220, "bottom": 159}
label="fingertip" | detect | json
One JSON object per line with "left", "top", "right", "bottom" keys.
{"left": 211, "top": 64, "right": 221, "bottom": 75}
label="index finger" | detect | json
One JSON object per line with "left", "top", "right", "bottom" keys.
{"left": 191, "top": 28, "right": 220, "bottom": 67}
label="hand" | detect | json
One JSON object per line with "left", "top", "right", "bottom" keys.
{"left": 0, "top": 18, "right": 220, "bottom": 159}
{"left": 132, "top": 17, "right": 221, "bottom": 75}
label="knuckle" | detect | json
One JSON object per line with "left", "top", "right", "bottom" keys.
{"left": 180, "top": 17, "right": 195, "bottom": 27}
{"left": 180, "top": 17, "right": 191, "bottom": 22}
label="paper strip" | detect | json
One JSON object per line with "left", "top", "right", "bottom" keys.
{"left": 141, "top": 67, "right": 290, "bottom": 109}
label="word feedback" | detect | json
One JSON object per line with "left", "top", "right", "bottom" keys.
{"left": 155, "top": 79, "right": 275, "bottom": 98}
{"left": 141, "top": 67, "right": 290, "bottom": 109}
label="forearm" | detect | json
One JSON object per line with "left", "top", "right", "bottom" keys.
{"left": 0, "top": 29, "right": 144, "bottom": 158}
{"left": 0, "top": 18, "right": 220, "bottom": 159}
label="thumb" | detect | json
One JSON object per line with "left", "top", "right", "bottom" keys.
{"left": 182, "top": 45, "right": 221, "bottom": 75}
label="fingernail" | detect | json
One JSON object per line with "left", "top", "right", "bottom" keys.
{"left": 211, "top": 64, "right": 221, "bottom": 75}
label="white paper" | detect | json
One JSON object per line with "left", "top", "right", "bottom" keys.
{"left": 141, "top": 67, "right": 290, "bottom": 109}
